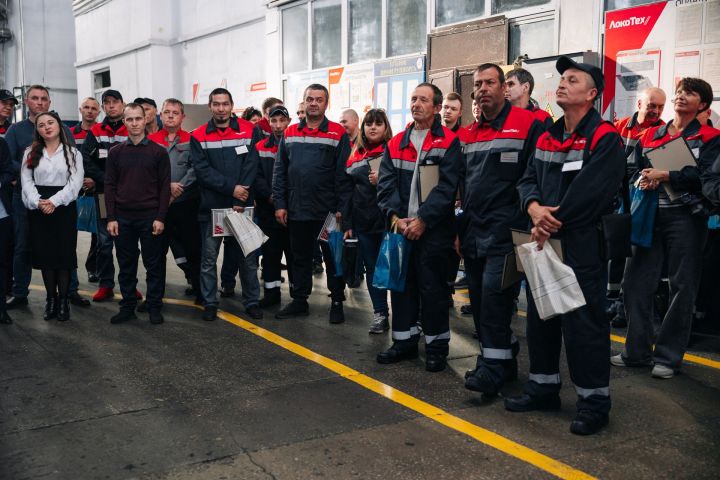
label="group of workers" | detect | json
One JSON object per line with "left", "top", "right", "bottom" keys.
{"left": 1, "top": 54, "right": 719, "bottom": 437}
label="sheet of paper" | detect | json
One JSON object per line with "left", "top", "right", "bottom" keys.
{"left": 419, "top": 164, "right": 439, "bottom": 203}
{"left": 676, "top": 3, "right": 703, "bottom": 47}
{"left": 391, "top": 80, "right": 404, "bottom": 110}
{"left": 376, "top": 82, "right": 388, "bottom": 110}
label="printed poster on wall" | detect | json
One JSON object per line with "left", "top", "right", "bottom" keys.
{"left": 604, "top": 0, "right": 720, "bottom": 123}
{"left": 373, "top": 55, "right": 426, "bottom": 136}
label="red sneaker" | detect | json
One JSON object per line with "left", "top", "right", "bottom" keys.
{"left": 92, "top": 287, "right": 114, "bottom": 302}
{"left": 135, "top": 289, "right": 143, "bottom": 300}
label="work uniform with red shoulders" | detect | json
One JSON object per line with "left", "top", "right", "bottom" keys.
{"left": 459, "top": 100, "right": 544, "bottom": 394}
{"left": 148, "top": 128, "right": 202, "bottom": 303}
{"left": 376, "top": 115, "right": 461, "bottom": 368}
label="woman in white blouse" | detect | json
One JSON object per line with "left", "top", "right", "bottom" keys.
{"left": 21, "top": 111, "right": 84, "bottom": 321}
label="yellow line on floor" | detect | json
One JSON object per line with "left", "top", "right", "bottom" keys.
{"left": 159, "top": 297, "right": 595, "bottom": 480}
{"left": 516, "top": 308, "right": 720, "bottom": 371}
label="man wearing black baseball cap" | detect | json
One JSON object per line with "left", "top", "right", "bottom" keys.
{"left": 0, "top": 89, "right": 18, "bottom": 138}
{"left": 134, "top": 97, "right": 160, "bottom": 134}
{"left": 250, "top": 104, "right": 294, "bottom": 308}
{"left": 508, "top": 56, "right": 625, "bottom": 435}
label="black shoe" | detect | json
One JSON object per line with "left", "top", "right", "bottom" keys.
{"left": 110, "top": 309, "right": 137, "bottom": 324}
{"left": 570, "top": 410, "right": 609, "bottom": 436}
{"left": 6, "top": 296, "right": 28, "bottom": 309}
{"left": 312, "top": 262, "right": 324, "bottom": 275}
{"left": 329, "top": 301, "right": 344, "bottom": 324}
{"left": 504, "top": 394, "right": 561, "bottom": 412}
{"left": 184, "top": 286, "right": 196, "bottom": 296}
{"left": 460, "top": 304, "right": 473, "bottom": 316}
{"left": 246, "top": 304, "right": 263, "bottom": 320}
{"left": 275, "top": 300, "right": 309, "bottom": 319}
{"left": 69, "top": 292, "right": 90, "bottom": 307}
{"left": 0, "top": 310, "right": 12, "bottom": 324}
{"left": 604, "top": 302, "right": 617, "bottom": 320}
{"left": 202, "top": 306, "right": 218, "bottom": 322}
{"left": 425, "top": 352, "right": 447, "bottom": 372}
{"left": 220, "top": 287, "right": 235, "bottom": 298}
{"left": 611, "top": 314, "right": 627, "bottom": 328}
{"left": 44, "top": 297, "right": 58, "bottom": 321}
{"left": 149, "top": 311, "right": 164, "bottom": 325}
{"left": 137, "top": 300, "right": 148, "bottom": 313}
{"left": 259, "top": 288, "right": 281, "bottom": 308}
{"left": 465, "top": 368, "right": 500, "bottom": 394}
{"left": 194, "top": 296, "right": 205, "bottom": 306}
{"left": 57, "top": 297, "right": 70, "bottom": 322}
{"left": 88, "top": 273, "right": 99, "bottom": 283}
{"left": 376, "top": 343, "right": 419, "bottom": 364}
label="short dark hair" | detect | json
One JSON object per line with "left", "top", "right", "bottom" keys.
{"left": 242, "top": 106, "right": 262, "bottom": 121}
{"left": 506, "top": 68, "right": 535, "bottom": 95}
{"left": 123, "top": 102, "right": 145, "bottom": 117}
{"left": 415, "top": 82, "right": 443, "bottom": 106}
{"left": 304, "top": 83, "right": 329, "bottom": 101}
{"left": 162, "top": 98, "right": 185, "bottom": 114}
{"left": 444, "top": 92, "right": 463, "bottom": 107}
{"left": 26, "top": 84, "right": 50, "bottom": 96}
{"left": 209, "top": 88, "right": 234, "bottom": 105}
{"left": 676, "top": 77, "right": 714, "bottom": 113}
{"left": 261, "top": 97, "right": 283, "bottom": 114}
{"left": 476, "top": 63, "right": 506, "bottom": 84}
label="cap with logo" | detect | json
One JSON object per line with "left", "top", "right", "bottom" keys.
{"left": 101, "top": 89, "right": 124, "bottom": 103}
{"left": 0, "top": 89, "right": 18, "bottom": 105}
{"left": 556, "top": 56, "right": 605, "bottom": 95}
{"left": 268, "top": 105, "right": 290, "bottom": 118}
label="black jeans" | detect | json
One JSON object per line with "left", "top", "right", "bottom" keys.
{"left": 288, "top": 220, "right": 345, "bottom": 302}
{"left": 115, "top": 216, "right": 166, "bottom": 311}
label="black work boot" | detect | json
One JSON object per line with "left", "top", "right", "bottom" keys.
{"left": 570, "top": 410, "right": 609, "bottom": 436}
{"left": 504, "top": 393, "right": 561, "bottom": 412}
{"left": 259, "top": 287, "right": 281, "bottom": 308}
{"left": 425, "top": 352, "right": 447, "bottom": 372}
{"left": 377, "top": 342, "right": 419, "bottom": 364}
{"left": 110, "top": 309, "right": 137, "bottom": 324}
{"left": 57, "top": 296, "right": 70, "bottom": 322}
{"left": 329, "top": 301, "right": 344, "bottom": 324}
{"left": 465, "top": 367, "right": 501, "bottom": 394}
{"left": 275, "top": 300, "right": 309, "bottom": 319}
{"left": 44, "top": 296, "right": 58, "bottom": 321}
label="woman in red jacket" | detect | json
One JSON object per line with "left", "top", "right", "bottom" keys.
{"left": 343, "top": 109, "right": 393, "bottom": 333}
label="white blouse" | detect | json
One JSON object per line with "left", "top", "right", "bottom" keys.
{"left": 21, "top": 146, "right": 84, "bottom": 210}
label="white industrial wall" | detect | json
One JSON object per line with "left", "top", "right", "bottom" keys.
{"left": 3, "top": 0, "right": 78, "bottom": 120}
{"left": 74, "top": 0, "right": 269, "bottom": 111}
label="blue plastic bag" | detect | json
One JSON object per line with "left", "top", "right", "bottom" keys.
{"left": 629, "top": 186, "right": 658, "bottom": 248}
{"left": 372, "top": 231, "right": 413, "bottom": 292}
{"left": 708, "top": 215, "right": 720, "bottom": 230}
{"left": 327, "top": 230, "right": 344, "bottom": 277}
{"left": 76, "top": 194, "right": 97, "bottom": 233}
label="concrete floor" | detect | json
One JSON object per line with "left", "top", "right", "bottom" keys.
{"left": 1, "top": 232, "right": 719, "bottom": 480}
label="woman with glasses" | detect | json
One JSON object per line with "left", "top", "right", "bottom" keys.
{"left": 21, "top": 111, "right": 84, "bottom": 321}
{"left": 343, "top": 109, "right": 393, "bottom": 333}
{"left": 612, "top": 78, "right": 720, "bottom": 378}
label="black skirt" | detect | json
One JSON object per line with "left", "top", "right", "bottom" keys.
{"left": 28, "top": 185, "right": 78, "bottom": 270}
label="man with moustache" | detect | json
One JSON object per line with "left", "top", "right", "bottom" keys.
{"left": 460, "top": 63, "right": 544, "bottom": 396}
{"left": 375, "top": 82, "right": 461, "bottom": 372}
{"left": 191, "top": 88, "right": 263, "bottom": 322}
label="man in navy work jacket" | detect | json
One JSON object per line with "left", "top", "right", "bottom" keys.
{"left": 272, "top": 83, "right": 352, "bottom": 324}
{"left": 191, "top": 87, "right": 263, "bottom": 323}
{"left": 376, "top": 82, "right": 461, "bottom": 373}
{"left": 509, "top": 56, "right": 626, "bottom": 436}
{"left": 458, "top": 63, "right": 545, "bottom": 396}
